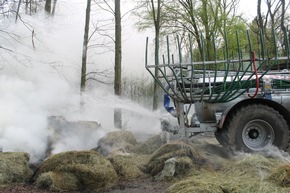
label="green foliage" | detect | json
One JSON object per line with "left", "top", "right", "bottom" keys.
{"left": 134, "top": 0, "right": 248, "bottom": 64}
{"left": 132, "top": 0, "right": 171, "bottom": 34}
{"left": 248, "top": 19, "right": 281, "bottom": 59}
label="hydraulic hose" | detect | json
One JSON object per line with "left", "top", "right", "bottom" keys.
{"left": 248, "top": 51, "right": 259, "bottom": 98}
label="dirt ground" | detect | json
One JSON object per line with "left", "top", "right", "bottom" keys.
{"left": 0, "top": 178, "right": 170, "bottom": 193}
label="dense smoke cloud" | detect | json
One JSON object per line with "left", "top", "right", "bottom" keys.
{"left": 0, "top": 69, "right": 163, "bottom": 163}
{"left": 0, "top": 73, "right": 71, "bottom": 162}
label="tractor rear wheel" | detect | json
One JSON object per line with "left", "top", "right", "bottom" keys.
{"left": 224, "top": 104, "right": 288, "bottom": 152}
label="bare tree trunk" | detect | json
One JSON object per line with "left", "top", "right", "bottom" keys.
{"left": 25, "top": 0, "right": 28, "bottom": 14}
{"left": 257, "top": 0, "right": 263, "bottom": 31}
{"left": 178, "top": 0, "right": 203, "bottom": 60}
{"left": 114, "top": 0, "right": 122, "bottom": 129}
{"left": 30, "top": 0, "right": 32, "bottom": 15}
{"left": 152, "top": 32, "right": 159, "bottom": 111}
{"left": 16, "top": 0, "right": 22, "bottom": 22}
{"left": 52, "top": 0, "right": 57, "bottom": 15}
{"left": 152, "top": 0, "right": 161, "bottom": 111}
{"left": 81, "top": 0, "right": 91, "bottom": 93}
{"left": 281, "top": 0, "right": 287, "bottom": 49}
{"left": 45, "top": 0, "right": 52, "bottom": 13}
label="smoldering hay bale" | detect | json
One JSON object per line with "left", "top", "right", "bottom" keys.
{"left": 147, "top": 141, "right": 205, "bottom": 177}
{"left": 174, "top": 157, "right": 196, "bottom": 176}
{"left": 131, "top": 134, "right": 166, "bottom": 155}
{"left": 99, "top": 130, "right": 137, "bottom": 146}
{"left": 32, "top": 150, "right": 118, "bottom": 192}
{"left": 268, "top": 163, "right": 290, "bottom": 187}
{"left": 95, "top": 130, "right": 137, "bottom": 156}
{"left": 0, "top": 152, "right": 32, "bottom": 185}
{"left": 35, "top": 171, "right": 78, "bottom": 191}
{"left": 108, "top": 154, "right": 149, "bottom": 180}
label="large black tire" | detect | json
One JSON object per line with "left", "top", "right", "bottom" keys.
{"left": 224, "top": 104, "right": 288, "bottom": 152}
{"left": 214, "top": 128, "right": 228, "bottom": 147}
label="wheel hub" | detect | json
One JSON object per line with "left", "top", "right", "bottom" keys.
{"left": 242, "top": 119, "right": 274, "bottom": 151}
{"left": 248, "top": 128, "right": 259, "bottom": 139}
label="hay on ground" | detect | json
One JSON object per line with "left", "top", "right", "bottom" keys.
{"left": 268, "top": 163, "right": 290, "bottom": 187}
{"left": 154, "top": 158, "right": 176, "bottom": 181}
{"left": 32, "top": 150, "right": 118, "bottom": 192}
{"left": 0, "top": 152, "right": 32, "bottom": 185}
{"left": 35, "top": 171, "right": 78, "bottom": 191}
{"left": 224, "top": 154, "right": 282, "bottom": 178}
{"left": 95, "top": 130, "right": 137, "bottom": 156}
{"left": 221, "top": 178, "right": 287, "bottom": 193}
{"left": 108, "top": 154, "right": 149, "bottom": 180}
{"left": 174, "top": 157, "right": 195, "bottom": 176}
{"left": 166, "top": 153, "right": 290, "bottom": 193}
{"left": 167, "top": 167, "right": 290, "bottom": 193}
{"left": 166, "top": 173, "right": 224, "bottom": 193}
{"left": 147, "top": 141, "right": 204, "bottom": 177}
{"left": 131, "top": 135, "right": 166, "bottom": 155}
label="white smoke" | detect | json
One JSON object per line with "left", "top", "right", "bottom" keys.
{"left": 0, "top": 73, "right": 71, "bottom": 162}
{"left": 0, "top": 0, "right": 163, "bottom": 163}
{"left": 0, "top": 71, "right": 163, "bottom": 163}
{"left": 258, "top": 145, "right": 290, "bottom": 162}
{"left": 233, "top": 145, "right": 290, "bottom": 163}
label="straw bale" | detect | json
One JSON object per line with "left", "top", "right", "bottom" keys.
{"left": 99, "top": 130, "right": 137, "bottom": 146}
{"left": 108, "top": 154, "right": 148, "bottom": 180}
{"left": 154, "top": 158, "right": 176, "bottom": 181}
{"left": 268, "top": 163, "right": 290, "bottom": 187}
{"left": 174, "top": 157, "right": 195, "bottom": 176}
{"left": 96, "top": 130, "right": 137, "bottom": 156}
{"left": 132, "top": 135, "right": 165, "bottom": 155}
{"left": 32, "top": 150, "right": 118, "bottom": 192}
{"left": 35, "top": 171, "right": 78, "bottom": 191}
{"left": 147, "top": 141, "right": 204, "bottom": 176}
{"left": 0, "top": 152, "right": 32, "bottom": 184}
